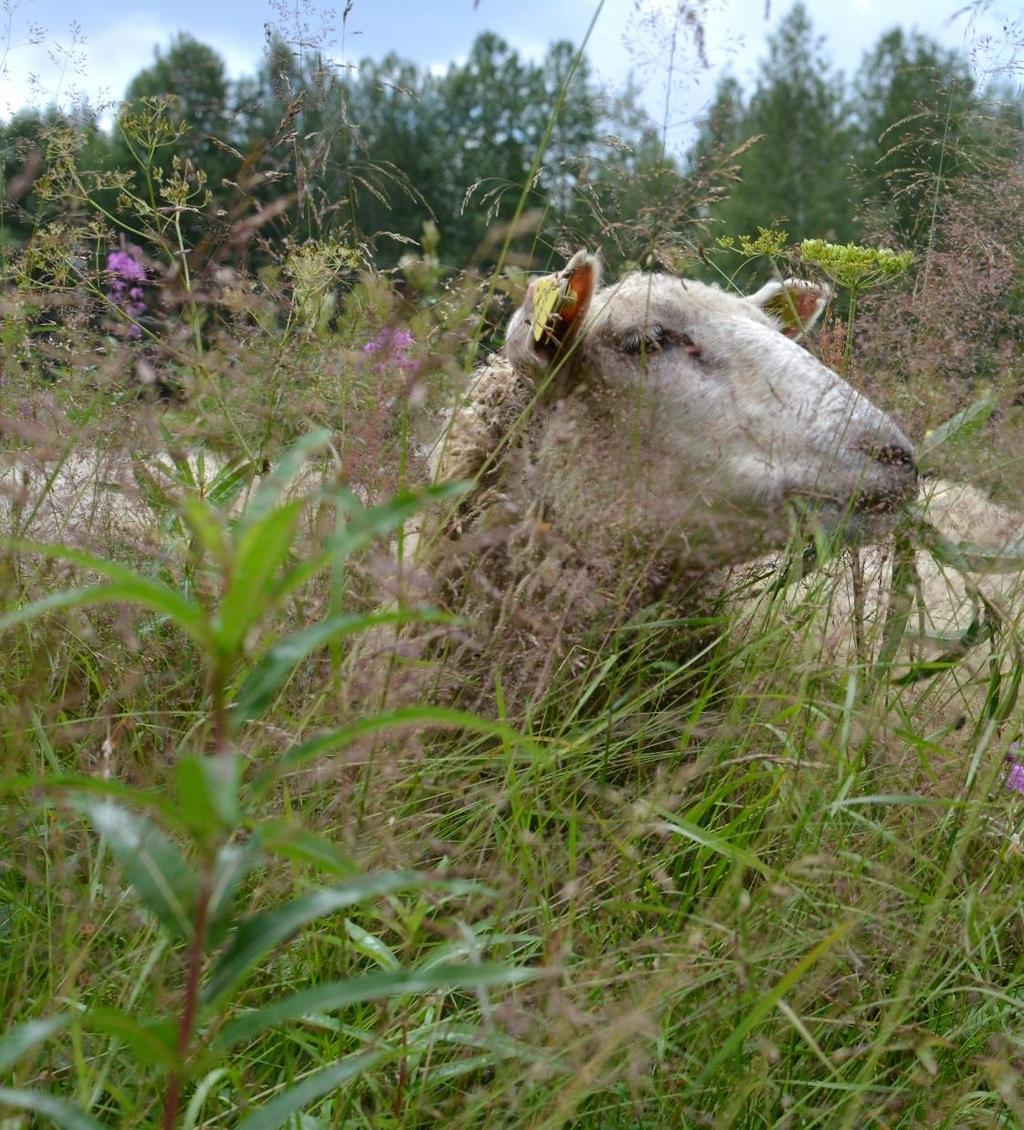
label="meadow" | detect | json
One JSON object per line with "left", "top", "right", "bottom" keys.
{"left": 3, "top": 5, "right": 1024, "bottom": 1127}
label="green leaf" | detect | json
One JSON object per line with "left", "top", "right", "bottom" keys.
{"left": 239, "top": 429, "right": 331, "bottom": 530}
{"left": 178, "top": 495, "right": 229, "bottom": 565}
{"left": 0, "top": 543, "right": 207, "bottom": 643}
{"left": 201, "top": 872, "right": 441, "bottom": 1006}
{"left": 653, "top": 807, "right": 776, "bottom": 879}
{"left": 235, "top": 1050, "right": 385, "bottom": 1130}
{"left": 917, "top": 395, "right": 996, "bottom": 469}
{"left": 0, "top": 1088, "right": 104, "bottom": 1129}
{"left": 176, "top": 753, "right": 242, "bottom": 834}
{"left": 215, "top": 963, "right": 539, "bottom": 1053}
{"left": 208, "top": 839, "right": 262, "bottom": 930}
{"left": 82, "top": 1008, "right": 178, "bottom": 1070}
{"left": 344, "top": 920, "right": 400, "bottom": 970}
{"left": 82, "top": 800, "right": 197, "bottom": 940}
{"left": 206, "top": 457, "right": 260, "bottom": 509}
{"left": 267, "top": 482, "right": 468, "bottom": 607}
{"left": 252, "top": 705, "right": 547, "bottom": 796}
{"left": 257, "top": 824, "right": 359, "bottom": 878}
{"left": 215, "top": 499, "right": 306, "bottom": 655}
{"left": 231, "top": 608, "right": 452, "bottom": 728}
{"left": 0, "top": 1014, "right": 73, "bottom": 1074}
{"left": 323, "top": 483, "right": 468, "bottom": 562}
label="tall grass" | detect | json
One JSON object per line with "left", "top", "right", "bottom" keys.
{"left": 3, "top": 6, "right": 1024, "bottom": 1128}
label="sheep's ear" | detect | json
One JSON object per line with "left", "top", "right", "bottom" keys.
{"left": 750, "top": 278, "right": 831, "bottom": 339}
{"left": 506, "top": 250, "right": 599, "bottom": 371}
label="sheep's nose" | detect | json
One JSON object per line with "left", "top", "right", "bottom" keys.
{"left": 855, "top": 437, "right": 919, "bottom": 505}
{"left": 868, "top": 442, "right": 917, "bottom": 477}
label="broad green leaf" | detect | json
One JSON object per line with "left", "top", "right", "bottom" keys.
{"left": 231, "top": 608, "right": 452, "bottom": 728}
{"left": 82, "top": 800, "right": 197, "bottom": 940}
{"left": 344, "top": 920, "right": 400, "bottom": 971}
{"left": 252, "top": 706, "right": 547, "bottom": 795}
{"left": 215, "top": 498, "right": 306, "bottom": 654}
{"left": 0, "top": 1088, "right": 104, "bottom": 1129}
{"left": 236, "top": 1050, "right": 384, "bottom": 1130}
{"left": 268, "top": 482, "right": 469, "bottom": 607}
{"left": 257, "top": 824, "right": 359, "bottom": 878}
{"left": 208, "top": 839, "right": 263, "bottom": 930}
{"left": 239, "top": 428, "right": 331, "bottom": 530}
{"left": 175, "top": 754, "right": 242, "bottom": 834}
{"left": 82, "top": 1008, "right": 178, "bottom": 1070}
{"left": 214, "top": 963, "right": 539, "bottom": 1053}
{"left": 202, "top": 872, "right": 440, "bottom": 1006}
{"left": 918, "top": 395, "right": 996, "bottom": 469}
{"left": 323, "top": 482, "right": 469, "bottom": 562}
{"left": 178, "top": 495, "right": 229, "bottom": 565}
{"left": 0, "top": 542, "right": 207, "bottom": 643}
{"left": 0, "top": 1014, "right": 73, "bottom": 1074}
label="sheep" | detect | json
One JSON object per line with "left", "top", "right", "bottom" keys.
{"left": 406, "top": 250, "right": 925, "bottom": 705}
{"left": 5, "top": 251, "right": 1019, "bottom": 723}
{"left": 725, "top": 476, "right": 1024, "bottom": 682}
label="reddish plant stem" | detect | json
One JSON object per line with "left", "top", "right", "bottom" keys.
{"left": 162, "top": 871, "right": 212, "bottom": 1130}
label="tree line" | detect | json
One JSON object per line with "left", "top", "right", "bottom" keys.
{"left": 0, "top": 2, "right": 1018, "bottom": 275}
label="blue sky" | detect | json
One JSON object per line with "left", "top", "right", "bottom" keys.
{"left": 2, "top": 0, "right": 1017, "bottom": 152}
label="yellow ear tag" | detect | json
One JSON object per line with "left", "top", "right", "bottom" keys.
{"left": 531, "top": 275, "right": 568, "bottom": 344}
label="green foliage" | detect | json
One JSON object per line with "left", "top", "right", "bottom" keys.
{"left": 800, "top": 238, "right": 915, "bottom": 289}
{"left": 690, "top": 3, "right": 859, "bottom": 248}
{"left": 0, "top": 437, "right": 532, "bottom": 1126}
{"left": 2, "top": 8, "right": 1024, "bottom": 1127}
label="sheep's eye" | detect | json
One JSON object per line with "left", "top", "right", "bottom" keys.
{"left": 621, "top": 326, "right": 665, "bottom": 355}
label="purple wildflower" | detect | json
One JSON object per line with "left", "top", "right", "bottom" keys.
{"left": 106, "top": 244, "right": 148, "bottom": 339}
{"left": 1004, "top": 744, "right": 1024, "bottom": 794}
{"left": 362, "top": 327, "right": 418, "bottom": 375}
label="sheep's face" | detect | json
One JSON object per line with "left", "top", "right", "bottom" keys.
{"left": 505, "top": 252, "right": 917, "bottom": 566}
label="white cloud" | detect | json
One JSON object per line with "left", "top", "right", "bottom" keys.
{"left": 0, "top": 13, "right": 263, "bottom": 120}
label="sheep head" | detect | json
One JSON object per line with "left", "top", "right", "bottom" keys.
{"left": 433, "top": 251, "right": 918, "bottom": 584}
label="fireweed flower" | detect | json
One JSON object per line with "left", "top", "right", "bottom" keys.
{"left": 362, "top": 327, "right": 418, "bottom": 376}
{"left": 1005, "top": 744, "right": 1024, "bottom": 795}
{"left": 106, "top": 246, "right": 147, "bottom": 339}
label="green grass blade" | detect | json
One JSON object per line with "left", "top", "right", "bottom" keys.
{"left": 0, "top": 1088, "right": 105, "bottom": 1129}
{"left": 653, "top": 807, "right": 776, "bottom": 879}
{"left": 917, "top": 395, "right": 996, "bottom": 470}
{"left": 683, "top": 917, "right": 856, "bottom": 1099}
{"left": 0, "top": 1014, "right": 74, "bottom": 1074}
{"left": 201, "top": 872, "right": 451, "bottom": 1006}
{"left": 214, "top": 963, "right": 539, "bottom": 1053}
{"left": 251, "top": 705, "right": 548, "bottom": 794}
{"left": 235, "top": 1050, "right": 385, "bottom": 1130}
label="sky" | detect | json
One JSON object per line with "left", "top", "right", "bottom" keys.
{"left": 1, "top": 0, "right": 1019, "bottom": 152}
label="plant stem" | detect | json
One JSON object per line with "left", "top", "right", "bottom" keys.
{"left": 843, "top": 285, "right": 858, "bottom": 377}
{"left": 162, "top": 869, "right": 212, "bottom": 1130}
